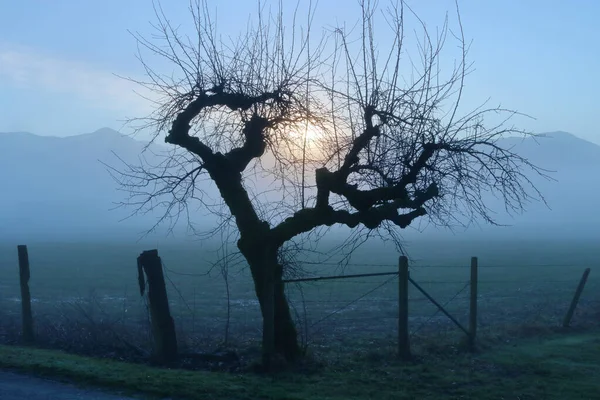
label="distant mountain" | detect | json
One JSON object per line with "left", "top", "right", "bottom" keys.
{"left": 500, "top": 131, "right": 600, "bottom": 170}
{"left": 0, "top": 128, "right": 598, "bottom": 242}
{"left": 0, "top": 128, "right": 208, "bottom": 242}
{"left": 434, "top": 131, "right": 600, "bottom": 239}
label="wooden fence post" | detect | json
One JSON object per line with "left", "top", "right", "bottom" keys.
{"left": 398, "top": 255, "right": 411, "bottom": 360}
{"left": 17, "top": 245, "right": 34, "bottom": 344}
{"left": 562, "top": 268, "right": 591, "bottom": 328}
{"left": 468, "top": 256, "right": 478, "bottom": 351}
{"left": 137, "top": 249, "right": 177, "bottom": 364}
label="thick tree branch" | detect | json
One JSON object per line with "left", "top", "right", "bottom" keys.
{"left": 272, "top": 204, "right": 427, "bottom": 247}
{"left": 337, "top": 106, "right": 379, "bottom": 177}
{"left": 315, "top": 139, "right": 443, "bottom": 215}
{"left": 225, "top": 114, "right": 271, "bottom": 172}
{"left": 165, "top": 86, "right": 286, "bottom": 162}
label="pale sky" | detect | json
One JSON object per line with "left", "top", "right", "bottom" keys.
{"left": 1, "top": 0, "right": 598, "bottom": 144}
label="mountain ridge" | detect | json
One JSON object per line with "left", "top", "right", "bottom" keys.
{"left": 4, "top": 127, "right": 598, "bottom": 146}
{"left": 0, "top": 128, "right": 598, "bottom": 242}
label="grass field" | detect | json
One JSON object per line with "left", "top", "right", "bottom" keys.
{"left": 1, "top": 331, "right": 599, "bottom": 399}
{"left": 0, "top": 238, "right": 598, "bottom": 359}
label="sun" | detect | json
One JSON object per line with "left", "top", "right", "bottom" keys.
{"left": 291, "top": 122, "right": 322, "bottom": 147}
{"left": 303, "top": 123, "right": 321, "bottom": 143}
{"left": 284, "top": 121, "right": 327, "bottom": 160}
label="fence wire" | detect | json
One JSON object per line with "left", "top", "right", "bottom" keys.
{"left": 0, "top": 249, "right": 598, "bottom": 356}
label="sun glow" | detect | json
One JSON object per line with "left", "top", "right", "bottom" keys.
{"left": 302, "top": 123, "right": 321, "bottom": 143}
{"left": 290, "top": 122, "right": 323, "bottom": 150}
{"left": 285, "top": 121, "right": 330, "bottom": 161}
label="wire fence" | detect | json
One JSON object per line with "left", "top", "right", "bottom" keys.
{"left": 283, "top": 260, "right": 599, "bottom": 351}
{"left": 0, "top": 247, "right": 598, "bottom": 358}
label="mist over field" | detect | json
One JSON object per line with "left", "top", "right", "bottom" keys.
{"left": 1, "top": 128, "right": 598, "bottom": 246}
{"left": 2, "top": 0, "right": 600, "bottom": 397}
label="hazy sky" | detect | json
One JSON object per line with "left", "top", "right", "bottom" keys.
{"left": 1, "top": 0, "right": 598, "bottom": 144}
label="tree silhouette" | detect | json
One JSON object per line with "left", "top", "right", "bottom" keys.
{"left": 113, "top": 0, "right": 546, "bottom": 363}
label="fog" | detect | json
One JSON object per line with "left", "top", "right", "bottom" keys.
{"left": 1, "top": 128, "right": 598, "bottom": 244}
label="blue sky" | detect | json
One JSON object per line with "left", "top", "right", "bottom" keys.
{"left": 1, "top": 0, "right": 598, "bottom": 144}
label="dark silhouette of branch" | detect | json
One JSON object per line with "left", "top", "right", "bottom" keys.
{"left": 112, "top": 0, "right": 548, "bottom": 261}
{"left": 108, "top": 0, "right": 550, "bottom": 362}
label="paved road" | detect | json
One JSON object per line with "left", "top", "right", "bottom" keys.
{"left": 0, "top": 371, "right": 140, "bottom": 400}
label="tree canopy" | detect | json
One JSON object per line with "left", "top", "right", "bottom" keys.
{"left": 113, "top": 0, "right": 546, "bottom": 364}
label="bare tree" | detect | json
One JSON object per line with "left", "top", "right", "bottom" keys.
{"left": 112, "top": 0, "right": 546, "bottom": 362}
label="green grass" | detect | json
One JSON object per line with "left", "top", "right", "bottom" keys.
{"left": 1, "top": 331, "right": 599, "bottom": 399}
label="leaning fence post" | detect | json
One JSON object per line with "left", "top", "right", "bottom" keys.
{"left": 398, "top": 255, "right": 411, "bottom": 360}
{"left": 562, "top": 268, "right": 591, "bottom": 328}
{"left": 137, "top": 249, "right": 178, "bottom": 364}
{"left": 17, "top": 245, "right": 34, "bottom": 344}
{"left": 468, "top": 256, "right": 478, "bottom": 351}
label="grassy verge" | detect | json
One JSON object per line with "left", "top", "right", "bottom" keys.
{"left": 1, "top": 332, "right": 599, "bottom": 400}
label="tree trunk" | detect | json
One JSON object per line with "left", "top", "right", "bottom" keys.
{"left": 273, "top": 262, "right": 301, "bottom": 361}
{"left": 204, "top": 157, "right": 301, "bottom": 363}
{"left": 245, "top": 245, "right": 301, "bottom": 363}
